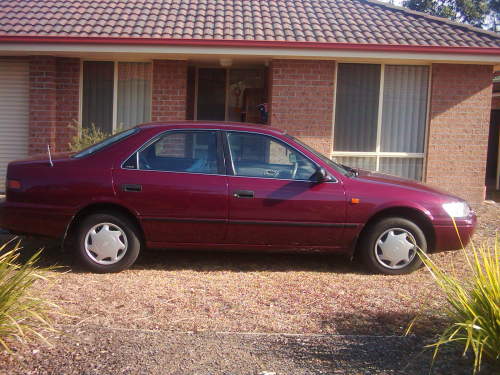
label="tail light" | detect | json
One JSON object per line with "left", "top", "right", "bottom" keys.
{"left": 7, "top": 179, "right": 21, "bottom": 190}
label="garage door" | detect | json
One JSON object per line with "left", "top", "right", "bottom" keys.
{"left": 0, "top": 61, "right": 29, "bottom": 191}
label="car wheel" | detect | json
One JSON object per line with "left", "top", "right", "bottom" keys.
{"left": 359, "top": 217, "right": 427, "bottom": 275}
{"left": 74, "top": 213, "right": 141, "bottom": 273}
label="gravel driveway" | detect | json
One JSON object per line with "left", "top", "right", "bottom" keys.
{"left": 0, "top": 202, "right": 498, "bottom": 374}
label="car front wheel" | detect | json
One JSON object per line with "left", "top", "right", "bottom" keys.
{"left": 75, "top": 213, "right": 141, "bottom": 273}
{"left": 359, "top": 217, "right": 427, "bottom": 275}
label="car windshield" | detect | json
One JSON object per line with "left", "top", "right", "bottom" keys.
{"left": 72, "top": 128, "right": 139, "bottom": 159}
{"left": 285, "top": 135, "right": 352, "bottom": 177}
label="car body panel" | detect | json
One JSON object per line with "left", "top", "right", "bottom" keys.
{"left": 113, "top": 168, "right": 229, "bottom": 244}
{"left": 226, "top": 176, "right": 348, "bottom": 247}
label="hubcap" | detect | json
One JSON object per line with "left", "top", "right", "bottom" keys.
{"left": 374, "top": 228, "right": 417, "bottom": 270}
{"left": 84, "top": 223, "right": 128, "bottom": 265}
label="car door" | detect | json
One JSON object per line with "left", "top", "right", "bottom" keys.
{"left": 224, "top": 131, "right": 347, "bottom": 247}
{"left": 113, "top": 130, "right": 228, "bottom": 245}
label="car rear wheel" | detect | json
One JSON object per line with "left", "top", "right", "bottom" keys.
{"left": 359, "top": 217, "right": 427, "bottom": 275}
{"left": 74, "top": 213, "right": 141, "bottom": 273}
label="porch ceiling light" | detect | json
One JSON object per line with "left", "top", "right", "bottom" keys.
{"left": 220, "top": 58, "right": 233, "bottom": 68}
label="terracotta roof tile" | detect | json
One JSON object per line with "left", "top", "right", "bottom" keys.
{"left": 0, "top": 0, "right": 498, "bottom": 47}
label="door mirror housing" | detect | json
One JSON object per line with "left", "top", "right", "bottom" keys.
{"left": 313, "top": 167, "right": 333, "bottom": 183}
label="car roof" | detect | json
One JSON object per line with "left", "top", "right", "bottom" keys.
{"left": 136, "top": 121, "right": 286, "bottom": 136}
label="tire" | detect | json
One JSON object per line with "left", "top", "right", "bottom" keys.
{"left": 359, "top": 217, "right": 427, "bottom": 275}
{"left": 74, "top": 212, "right": 141, "bottom": 273}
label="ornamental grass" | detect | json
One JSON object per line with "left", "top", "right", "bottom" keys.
{"left": 415, "top": 233, "right": 499, "bottom": 374}
{"left": 0, "top": 239, "right": 59, "bottom": 352}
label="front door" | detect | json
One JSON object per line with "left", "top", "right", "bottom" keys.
{"left": 224, "top": 131, "right": 347, "bottom": 247}
{"left": 113, "top": 130, "right": 228, "bottom": 245}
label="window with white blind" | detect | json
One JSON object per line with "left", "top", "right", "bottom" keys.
{"left": 82, "top": 61, "right": 152, "bottom": 133}
{"left": 333, "top": 63, "right": 429, "bottom": 181}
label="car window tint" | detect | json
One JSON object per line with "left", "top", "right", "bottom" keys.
{"left": 138, "top": 131, "right": 218, "bottom": 174}
{"left": 227, "top": 132, "right": 317, "bottom": 180}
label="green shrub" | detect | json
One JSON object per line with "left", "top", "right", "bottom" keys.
{"left": 417, "top": 235, "right": 499, "bottom": 373}
{"left": 68, "top": 121, "right": 111, "bottom": 152}
{"left": 0, "top": 240, "right": 59, "bottom": 352}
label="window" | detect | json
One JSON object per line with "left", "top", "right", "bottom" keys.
{"left": 82, "top": 61, "right": 152, "bottom": 133}
{"left": 137, "top": 131, "right": 219, "bottom": 174}
{"left": 227, "top": 132, "right": 317, "bottom": 180}
{"left": 333, "top": 64, "right": 429, "bottom": 180}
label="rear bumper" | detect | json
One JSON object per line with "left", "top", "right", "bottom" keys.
{"left": 0, "top": 201, "right": 70, "bottom": 238}
{"left": 433, "top": 215, "right": 477, "bottom": 251}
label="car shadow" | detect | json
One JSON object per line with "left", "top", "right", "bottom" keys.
{"left": 0, "top": 234, "right": 366, "bottom": 274}
{"left": 132, "top": 247, "right": 360, "bottom": 274}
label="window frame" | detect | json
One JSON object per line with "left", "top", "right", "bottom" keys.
{"left": 79, "top": 60, "right": 153, "bottom": 134}
{"left": 121, "top": 129, "right": 226, "bottom": 176}
{"left": 331, "top": 62, "right": 432, "bottom": 181}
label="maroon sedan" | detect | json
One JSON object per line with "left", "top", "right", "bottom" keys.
{"left": 0, "top": 122, "right": 476, "bottom": 274}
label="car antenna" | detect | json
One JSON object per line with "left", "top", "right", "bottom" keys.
{"left": 47, "top": 144, "right": 54, "bottom": 167}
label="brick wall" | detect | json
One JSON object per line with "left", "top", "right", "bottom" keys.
{"left": 152, "top": 60, "right": 187, "bottom": 122}
{"left": 55, "top": 58, "right": 79, "bottom": 152}
{"left": 29, "top": 56, "right": 80, "bottom": 154}
{"left": 29, "top": 56, "right": 57, "bottom": 155}
{"left": 426, "top": 64, "right": 493, "bottom": 202}
{"left": 269, "top": 59, "right": 335, "bottom": 155}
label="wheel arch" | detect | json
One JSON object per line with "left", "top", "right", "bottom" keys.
{"left": 62, "top": 202, "right": 145, "bottom": 250}
{"left": 353, "top": 206, "right": 436, "bottom": 258}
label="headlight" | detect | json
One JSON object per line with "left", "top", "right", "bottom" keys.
{"left": 442, "top": 201, "right": 470, "bottom": 218}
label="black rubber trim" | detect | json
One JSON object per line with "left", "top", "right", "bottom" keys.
{"left": 142, "top": 217, "right": 227, "bottom": 224}
{"left": 142, "top": 217, "right": 358, "bottom": 228}
{"left": 230, "top": 220, "right": 357, "bottom": 228}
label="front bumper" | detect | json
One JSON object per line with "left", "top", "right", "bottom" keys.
{"left": 433, "top": 214, "right": 477, "bottom": 251}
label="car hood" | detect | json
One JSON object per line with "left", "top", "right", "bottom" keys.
{"left": 354, "top": 169, "right": 461, "bottom": 201}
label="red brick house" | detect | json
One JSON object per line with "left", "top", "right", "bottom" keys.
{"left": 0, "top": 0, "right": 499, "bottom": 202}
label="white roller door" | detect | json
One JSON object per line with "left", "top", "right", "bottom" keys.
{"left": 0, "top": 61, "right": 29, "bottom": 191}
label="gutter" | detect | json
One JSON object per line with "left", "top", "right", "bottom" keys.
{"left": 0, "top": 36, "right": 499, "bottom": 56}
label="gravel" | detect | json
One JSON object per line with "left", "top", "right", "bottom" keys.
{"left": 0, "top": 201, "right": 498, "bottom": 374}
{"left": 1, "top": 326, "right": 496, "bottom": 375}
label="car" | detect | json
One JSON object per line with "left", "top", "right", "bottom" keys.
{"left": 0, "top": 122, "right": 476, "bottom": 274}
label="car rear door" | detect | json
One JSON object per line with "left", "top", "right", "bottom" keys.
{"left": 113, "top": 130, "right": 228, "bottom": 245}
{"left": 224, "top": 131, "right": 347, "bottom": 247}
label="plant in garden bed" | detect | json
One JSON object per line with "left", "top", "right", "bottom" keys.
{"left": 0, "top": 239, "right": 59, "bottom": 352}
{"left": 412, "top": 235, "right": 499, "bottom": 374}
{"left": 68, "top": 121, "right": 112, "bottom": 152}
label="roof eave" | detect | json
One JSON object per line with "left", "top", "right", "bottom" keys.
{"left": 0, "top": 36, "right": 499, "bottom": 56}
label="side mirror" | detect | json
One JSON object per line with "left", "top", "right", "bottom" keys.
{"left": 314, "top": 167, "right": 333, "bottom": 183}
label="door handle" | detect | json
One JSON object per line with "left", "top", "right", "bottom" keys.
{"left": 233, "top": 190, "right": 254, "bottom": 198}
{"left": 122, "top": 184, "right": 142, "bottom": 192}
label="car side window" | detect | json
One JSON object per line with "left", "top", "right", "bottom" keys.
{"left": 137, "top": 131, "right": 219, "bottom": 174}
{"left": 226, "top": 132, "right": 317, "bottom": 180}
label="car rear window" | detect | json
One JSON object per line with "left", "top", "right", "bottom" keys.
{"left": 72, "top": 128, "right": 139, "bottom": 159}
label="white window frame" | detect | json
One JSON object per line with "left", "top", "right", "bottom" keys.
{"left": 78, "top": 59, "right": 153, "bottom": 133}
{"left": 331, "top": 62, "right": 432, "bottom": 181}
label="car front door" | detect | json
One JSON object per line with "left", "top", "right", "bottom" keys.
{"left": 224, "top": 131, "right": 347, "bottom": 248}
{"left": 113, "top": 130, "right": 228, "bottom": 245}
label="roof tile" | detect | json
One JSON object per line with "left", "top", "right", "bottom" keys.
{"left": 0, "top": 0, "right": 497, "bottom": 48}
